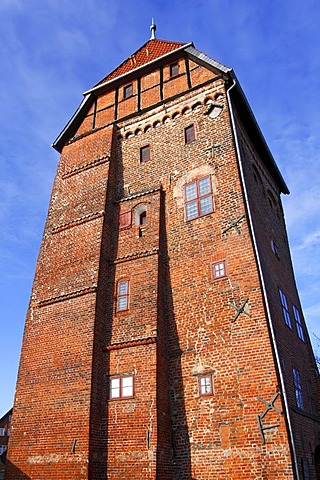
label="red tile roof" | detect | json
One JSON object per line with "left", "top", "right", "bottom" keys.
{"left": 95, "top": 39, "right": 186, "bottom": 85}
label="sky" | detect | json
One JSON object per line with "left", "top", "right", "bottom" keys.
{"left": 1, "top": 0, "right": 320, "bottom": 417}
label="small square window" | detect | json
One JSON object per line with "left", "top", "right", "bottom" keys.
{"left": 211, "top": 260, "right": 227, "bottom": 280}
{"left": 119, "top": 210, "right": 132, "bottom": 230}
{"left": 117, "top": 280, "right": 129, "bottom": 311}
{"left": 198, "top": 374, "right": 213, "bottom": 396}
{"left": 170, "top": 63, "right": 179, "bottom": 77}
{"left": 123, "top": 84, "right": 133, "bottom": 99}
{"left": 185, "top": 124, "right": 195, "bottom": 144}
{"left": 110, "top": 375, "right": 134, "bottom": 399}
{"left": 140, "top": 145, "right": 150, "bottom": 163}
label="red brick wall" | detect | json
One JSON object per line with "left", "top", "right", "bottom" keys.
{"left": 7, "top": 49, "right": 320, "bottom": 480}
{"left": 237, "top": 114, "right": 320, "bottom": 478}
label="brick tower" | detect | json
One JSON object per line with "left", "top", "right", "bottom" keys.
{"left": 6, "top": 25, "right": 320, "bottom": 480}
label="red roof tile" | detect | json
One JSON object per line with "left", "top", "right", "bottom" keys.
{"left": 95, "top": 39, "right": 186, "bottom": 85}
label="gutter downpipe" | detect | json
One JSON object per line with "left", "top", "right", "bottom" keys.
{"left": 226, "top": 78, "right": 300, "bottom": 480}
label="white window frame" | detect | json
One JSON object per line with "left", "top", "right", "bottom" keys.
{"left": 211, "top": 260, "right": 227, "bottom": 280}
{"left": 198, "top": 374, "right": 213, "bottom": 396}
{"left": 110, "top": 375, "right": 134, "bottom": 400}
{"left": 117, "top": 280, "right": 129, "bottom": 312}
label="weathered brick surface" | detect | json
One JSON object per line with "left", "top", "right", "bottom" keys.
{"left": 6, "top": 40, "right": 320, "bottom": 479}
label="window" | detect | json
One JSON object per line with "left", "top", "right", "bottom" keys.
{"left": 117, "top": 280, "right": 129, "bottom": 311}
{"left": 307, "top": 379, "right": 316, "bottom": 415}
{"left": 110, "top": 375, "right": 134, "bottom": 399}
{"left": 271, "top": 239, "right": 280, "bottom": 259}
{"left": 211, "top": 260, "right": 227, "bottom": 280}
{"left": 134, "top": 205, "right": 147, "bottom": 226}
{"left": 139, "top": 210, "right": 146, "bottom": 225}
{"left": 184, "top": 124, "right": 195, "bottom": 144}
{"left": 170, "top": 62, "right": 179, "bottom": 77}
{"left": 293, "top": 305, "right": 305, "bottom": 341}
{"left": 301, "top": 457, "right": 310, "bottom": 480}
{"left": 119, "top": 210, "right": 132, "bottom": 230}
{"left": 293, "top": 368, "right": 304, "bottom": 409}
{"left": 123, "top": 84, "right": 133, "bottom": 99}
{"left": 198, "top": 374, "right": 213, "bottom": 396}
{"left": 279, "top": 289, "right": 292, "bottom": 329}
{"left": 0, "top": 429, "right": 4, "bottom": 436}
{"left": 0, "top": 445, "right": 6, "bottom": 455}
{"left": 184, "top": 176, "right": 214, "bottom": 220}
{"left": 140, "top": 145, "right": 150, "bottom": 163}
{"left": 279, "top": 356, "right": 285, "bottom": 372}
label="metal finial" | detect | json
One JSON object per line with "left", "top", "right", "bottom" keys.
{"left": 150, "top": 18, "right": 156, "bottom": 40}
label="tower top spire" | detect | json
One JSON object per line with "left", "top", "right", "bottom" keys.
{"left": 150, "top": 18, "right": 156, "bottom": 40}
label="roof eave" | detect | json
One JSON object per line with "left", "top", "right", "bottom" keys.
{"left": 52, "top": 94, "right": 93, "bottom": 153}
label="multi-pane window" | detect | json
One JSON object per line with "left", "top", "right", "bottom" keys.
{"left": 140, "top": 145, "right": 150, "bottom": 163}
{"left": 307, "top": 379, "right": 316, "bottom": 416}
{"left": 110, "top": 375, "right": 134, "bottom": 399}
{"left": 184, "top": 176, "right": 214, "bottom": 220}
{"left": 293, "top": 305, "right": 305, "bottom": 341}
{"left": 119, "top": 210, "right": 132, "bottom": 230}
{"left": 279, "top": 289, "right": 292, "bottom": 329}
{"left": 117, "top": 280, "right": 129, "bottom": 311}
{"left": 198, "top": 374, "right": 213, "bottom": 396}
{"left": 123, "top": 83, "right": 133, "bottom": 99}
{"left": 170, "top": 62, "right": 179, "bottom": 77}
{"left": 211, "top": 260, "right": 227, "bottom": 280}
{"left": 184, "top": 124, "right": 195, "bottom": 144}
{"left": 293, "top": 368, "right": 304, "bottom": 409}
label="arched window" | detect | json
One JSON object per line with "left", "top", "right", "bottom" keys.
{"left": 139, "top": 210, "right": 147, "bottom": 225}
{"left": 134, "top": 204, "right": 147, "bottom": 226}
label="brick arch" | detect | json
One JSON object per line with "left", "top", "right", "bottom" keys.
{"left": 191, "top": 101, "right": 202, "bottom": 111}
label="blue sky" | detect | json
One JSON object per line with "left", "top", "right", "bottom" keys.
{"left": 1, "top": 0, "right": 320, "bottom": 416}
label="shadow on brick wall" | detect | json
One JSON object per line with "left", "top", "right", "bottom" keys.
{"left": 88, "top": 126, "right": 120, "bottom": 479}
{"left": 161, "top": 192, "right": 192, "bottom": 479}
{"left": 3, "top": 458, "right": 31, "bottom": 479}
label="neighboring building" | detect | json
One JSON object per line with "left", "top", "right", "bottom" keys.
{"left": 6, "top": 24, "right": 320, "bottom": 480}
{"left": 0, "top": 408, "right": 12, "bottom": 479}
